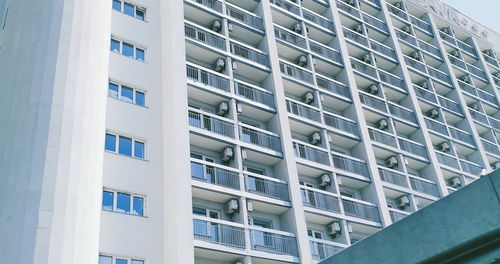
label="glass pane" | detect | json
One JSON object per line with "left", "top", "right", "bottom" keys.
{"left": 135, "top": 48, "right": 145, "bottom": 61}
{"left": 135, "top": 8, "right": 145, "bottom": 20}
{"left": 131, "top": 260, "right": 144, "bottom": 264}
{"left": 135, "top": 91, "right": 145, "bottom": 106}
{"left": 121, "top": 86, "right": 133, "bottom": 103}
{"left": 133, "top": 196, "right": 144, "bottom": 216}
{"left": 118, "top": 136, "right": 132, "bottom": 156}
{"left": 134, "top": 141, "right": 144, "bottom": 159}
{"left": 122, "top": 42, "right": 134, "bottom": 57}
{"left": 116, "top": 259, "right": 128, "bottom": 264}
{"left": 110, "top": 39, "right": 120, "bottom": 52}
{"left": 112, "top": 0, "right": 121, "bottom": 11}
{"left": 116, "top": 193, "right": 131, "bottom": 213}
{"left": 102, "top": 191, "right": 114, "bottom": 211}
{"left": 99, "top": 255, "right": 113, "bottom": 264}
{"left": 123, "top": 2, "right": 134, "bottom": 16}
{"left": 192, "top": 206, "right": 206, "bottom": 216}
{"left": 108, "top": 83, "right": 119, "bottom": 98}
{"left": 105, "top": 133, "right": 116, "bottom": 152}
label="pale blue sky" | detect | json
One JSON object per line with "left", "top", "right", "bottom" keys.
{"left": 443, "top": 0, "right": 500, "bottom": 33}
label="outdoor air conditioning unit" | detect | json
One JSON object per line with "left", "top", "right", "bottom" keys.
{"left": 225, "top": 199, "right": 239, "bottom": 214}
{"left": 437, "top": 142, "right": 450, "bottom": 152}
{"left": 212, "top": 20, "right": 222, "bottom": 32}
{"left": 394, "top": 2, "right": 403, "bottom": 9}
{"left": 236, "top": 103, "right": 243, "bottom": 114}
{"left": 355, "top": 24, "right": 363, "bottom": 34}
{"left": 376, "top": 119, "right": 389, "bottom": 130}
{"left": 450, "top": 50, "right": 460, "bottom": 58}
{"left": 214, "top": 58, "right": 225, "bottom": 72}
{"left": 247, "top": 200, "right": 253, "bottom": 212}
{"left": 427, "top": 108, "right": 439, "bottom": 119}
{"left": 412, "top": 52, "right": 421, "bottom": 61}
{"left": 448, "top": 177, "right": 462, "bottom": 188}
{"left": 241, "top": 149, "right": 247, "bottom": 160}
{"left": 303, "top": 91, "right": 314, "bottom": 104}
{"left": 403, "top": 26, "right": 411, "bottom": 34}
{"left": 217, "top": 102, "right": 229, "bottom": 116}
{"left": 494, "top": 72, "right": 500, "bottom": 79}
{"left": 319, "top": 174, "right": 331, "bottom": 187}
{"left": 460, "top": 75, "right": 470, "bottom": 84}
{"left": 420, "top": 81, "right": 429, "bottom": 89}
{"left": 492, "top": 162, "right": 500, "bottom": 170}
{"left": 298, "top": 55, "right": 308, "bottom": 67}
{"left": 228, "top": 23, "right": 234, "bottom": 32}
{"left": 222, "top": 147, "right": 234, "bottom": 162}
{"left": 385, "top": 156, "right": 398, "bottom": 168}
{"left": 327, "top": 222, "right": 342, "bottom": 236}
{"left": 232, "top": 61, "right": 238, "bottom": 70}
{"left": 442, "top": 27, "right": 452, "bottom": 35}
{"left": 484, "top": 50, "right": 494, "bottom": 57}
{"left": 396, "top": 195, "right": 410, "bottom": 208}
{"left": 368, "top": 85, "right": 379, "bottom": 95}
{"left": 347, "top": 0, "right": 356, "bottom": 7}
{"left": 294, "top": 22, "right": 303, "bottom": 34}
{"left": 362, "top": 54, "right": 372, "bottom": 64}
{"left": 310, "top": 132, "right": 322, "bottom": 145}
{"left": 470, "top": 103, "right": 479, "bottom": 111}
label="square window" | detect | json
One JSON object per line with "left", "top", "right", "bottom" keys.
{"left": 112, "top": 0, "right": 121, "bottom": 11}
{"left": 116, "top": 192, "right": 131, "bottom": 214}
{"left": 108, "top": 82, "right": 119, "bottom": 98}
{"left": 105, "top": 133, "right": 116, "bottom": 152}
{"left": 122, "top": 42, "right": 134, "bottom": 57}
{"left": 99, "top": 255, "right": 113, "bottom": 264}
{"left": 116, "top": 259, "right": 128, "bottom": 264}
{"left": 102, "top": 191, "right": 114, "bottom": 211}
{"left": 134, "top": 141, "right": 145, "bottom": 159}
{"left": 133, "top": 196, "right": 144, "bottom": 216}
{"left": 121, "top": 86, "right": 134, "bottom": 103}
{"left": 110, "top": 39, "right": 120, "bottom": 53}
{"left": 135, "top": 48, "right": 145, "bottom": 61}
{"left": 135, "top": 91, "right": 145, "bottom": 106}
{"left": 135, "top": 8, "right": 145, "bottom": 20}
{"left": 123, "top": 2, "right": 135, "bottom": 16}
{"left": 118, "top": 136, "right": 132, "bottom": 156}
{"left": 131, "top": 260, "right": 144, "bottom": 264}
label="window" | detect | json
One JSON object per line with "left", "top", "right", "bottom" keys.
{"left": 110, "top": 38, "right": 146, "bottom": 62}
{"left": 108, "top": 81, "right": 146, "bottom": 107}
{"left": 192, "top": 206, "right": 219, "bottom": 219}
{"left": 105, "top": 132, "right": 146, "bottom": 159}
{"left": 102, "top": 189, "right": 145, "bottom": 216}
{"left": 111, "top": 0, "right": 146, "bottom": 21}
{"left": 99, "top": 255, "right": 144, "bottom": 264}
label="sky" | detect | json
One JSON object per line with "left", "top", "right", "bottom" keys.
{"left": 443, "top": 0, "right": 500, "bottom": 34}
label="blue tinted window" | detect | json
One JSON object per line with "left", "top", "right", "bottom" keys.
{"left": 105, "top": 134, "right": 116, "bottom": 152}
{"left": 110, "top": 39, "right": 120, "bottom": 52}
{"left": 116, "top": 259, "right": 128, "bottom": 264}
{"left": 121, "top": 86, "right": 133, "bottom": 103}
{"left": 135, "top": 91, "right": 145, "bottom": 106}
{"left": 133, "top": 197, "right": 144, "bottom": 216}
{"left": 135, "top": 8, "right": 145, "bottom": 20}
{"left": 116, "top": 193, "right": 130, "bottom": 213}
{"left": 122, "top": 42, "right": 134, "bottom": 57}
{"left": 132, "top": 260, "right": 144, "bottom": 264}
{"left": 134, "top": 141, "right": 144, "bottom": 159}
{"left": 118, "top": 136, "right": 132, "bottom": 156}
{"left": 123, "top": 2, "right": 134, "bottom": 16}
{"left": 99, "top": 255, "right": 113, "bottom": 264}
{"left": 102, "top": 191, "right": 114, "bottom": 211}
{"left": 135, "top": 48, "right": 145, "bottom": 61}
{"left": 112, "top": 0, "right": 121, "bottom": 11}
{"left": 108, "top": 82, "right": 119, "bottom": 98}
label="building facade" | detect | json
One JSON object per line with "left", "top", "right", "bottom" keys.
{"left": 1, "top": 0, "right": 500, "bottom": 263}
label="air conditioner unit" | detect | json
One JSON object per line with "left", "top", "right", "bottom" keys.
{"left": 328, "top": 134, "right": 334, "bottom": 144}
{"left": 247, "top": 200, "right": 253, "bottom": 212}
{"left": 347, "top": 223, "right": 353, "bottom": 233}
{"left": 396, "top": 195, "right": 410, "bottom": 208}
{"left": 212, "top": 20, "right": 222, "bottom": 32}
{"left": 303, "top": 91, "right": 314, "bottom": 104}
{"left": 319, "top": 94, "right": 325, "bottom": 102}
{"left": 376, "top": 119, "right": 389, "bottom": 130}
{"left": 448, "top": 177, "right": 461, "bottom": 188}
{"left": 232, "top": 61, "right": 238, "bottom": 70}
{"left": 484, "top": 49, "right": 494, "bottom": 57}
{"left": 362, "top": 54, "right": 372, "bottom": 64}
{"left": 236, "top": 103, "right": 243, "bottom": 114}
{"left": 214, "top": 58, "right": 225, "bottom": 72}
{"left": 470, "top": 103, "right": 479, "bottom": 111}
{"left": 217, "top": 102, "right": 229, "bottom": 116}
{"left": 412, "top": 52, "right": 421, "bottom": 61}
{"left": 227, "top": 23, "right": 233, "bottom": 32}
{"left": 442, "top": 27, "right": 451, "bottom": 35}
{"left": 327, "top": 222, "right": 342, "bottom": 236}
{"left": 368, "top": 85, "right": 379, "bottom": 95}
{"left": 385, "top": 156, "right": 398, "bottom": 168}
{"left": 403, "top": 26, "right": 411, "bottom": 34}
{"left": 225, "top": 199, "right": 239, "bottom": 214}
{"left": 394, "top": 2, "right": 403, "bottom": 9}
{"left": 222, "top": 147, "right": 234, "bottom": 162}
{"left": 347, "top": 0, "right": 356, "bottom": 7}
{"left": 319, "top": 174, "right": 331, "bottom": 187}
{"left": 298, "top": 55, "right": 308, "bottom": 67}
{"left": 426, "top": 108, "right": 439, "bottom": 119}
{"left": 420, "top": 81, "right": 428, "bottom": 89}
{"left": 294, "top": 23, "right": 303, "bottom": 34}
{"left": 494, "top": 72, "right": 500, "bottom": 79}
{"left": 460, "top": 75, "right": 470, "bottom": 84}
{"left": 354, "top": 24, "right": 363, "bottom": 34}
{"left": 241, "top": 150, "right": 247, "bottom": 160}
{"left": 437, "top": 142, "right": 450, "bottom": 152}
{"left": 450, "top": 50, "right": 460, "bottom": 58}
{"left": 492, "top": 162, "right": 500, "bottom": 170}
{"left": 310, "top": 132, "right": 322, "bottom": 145}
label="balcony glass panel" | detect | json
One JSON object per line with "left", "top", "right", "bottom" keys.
{"left": 456, "top": 40, "right": 477, "bottom": 57}
{"left": 414, "top": 86, "right": 437, "bottom": 103}
{"left": 359, "top": 93, "right": 387, "bottom": 112}
{"left": 476, "top": 89, "right": 498, "bottom": 106}
{"left": 369, "top": 129, "right": 397, "bottom": 147}
{"left": 399, "top": 138, "right": 428, "bottom": 159}
{"left": 436, "top": 152, "right": 459, "bottom": 168}
{"left": 447, "top": 55, "right": 466, "bottom": 70}
{"left": 332, "top": 154, "right": 369, "bottom": 177}
{"left": 427, "top": 67, "right": 451, "bottom": 85}
{"left": 448, "top": 127, "right": 475, "bottom": 146}
{"left": 310, "top": 42, "right": 343, "bottom": 64}
{"left": 324, "top": 113, "right": 359, "bottom": 137}
{"left": 249, "top": 230, "right": 298, "bottom": 256}
{"left": 186, "top": 64, "right": 230, "bottom": 92}
{"left": 337, "top": 0, "right": 361, "bottom": 18}
{"left": 188, "top": 110, "right": 235, "bottom": 138}
{"left": 286, "top": 100, "right": 322, "bottom": 122}
{"left": 240, "top": 126, "right": 282, "bottom": 152}
{"left": 274, "top": 27, "right": 307, "bottom": 48}
{"left": 409, "top": 177, "right": 439, "bottom": 197}
{"left": 469, "top": 109, "right": 490, "bottom": 126}
{"left": 387, "top": 4, "right": 407, "bottom": 20}
{"left": 460, "top": 160, "right": 483, "bottom": 175}
{"left": 440, "top": 32, "right": 456, "bottom": 46}
{"left": 410, "top": 15, "right": 432, "bottom": 34}
{"left": 343, "top": 28, "right": 369, "bottom": 46}
{"left": 390, "top": 210, "right": 408, "bottom": 223}
{"left": 303, "top": 9, "right": 335, "bottom": 31}
{"left": 404, "top": 56, "right": 427, "bottom": 73}
{"left": 350, "top": 59, "right": 378, "bottom": 79}
{"left": 395, "top": 29, "right": 417, "bottom": 46}
{"left": 370, "top": 41, "right": 397, "bottom": 60}
{"left": 193, "top": 219, "right": 245, "bottom": 248}
{"left": 342, "top": 199, "right": 381, "bottom": 222}
{"left": 378, "top": 70, "right": 406, "bottom": 90}
{"left": 418, "top": 40, "right": 442, "bottom": 59}
{"left": 301, "top": 189, "right": 341, "bottom": 212}
{"left": 425, "top": 118, "right": 448, "bottom": 136}
{"left": 438, "top": 96, "right": 463, "bottom": 115}
{"left": 245, "top": 175, "right": 290, "bottom": 200}
{"left": 188, "top": 0, "right": 223, "bottom": 12}
{"left": 235, "top": 82, "right": 275, "bottom": 107}
{"left": 481, "top": 139, "right": 500, "bottom": 156}
{"left": 388, "top": 104, "right": 417, "bottom": 124}
{"left": 280, "top": 62, "right": 314, "bottom": 84}
{"left": 293, "top": 142, "right": 330, "bottom": 165}
{"left": 362, "top": 13, "right": 388, "bottom": 33}
{"left": 270, "top": 0, "right": 300, "bottom": 15}
{"left": 310, "top": 241, "right": 343, "bottom": 261}
{"left": 316, "top": 76, "right": 351, "bottom": 99}
{"left": 378, "top": 168, "right": 408, "bottom": 187}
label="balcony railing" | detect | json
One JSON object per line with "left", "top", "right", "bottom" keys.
{"left": 378, "top": 168, "right": 408, "bottom": 187}
{"left": 226, "top": 5, "right": 264, "bottom": 31}
{"left": 324, "top": 113, "right": 359, "bottom": 137}
{"left": 188, "top": 0, "right": 223, "bottom": 12}
{"left": 191, "top": 161, "right": 241, "bottom": 189}
{"left": 359, "top": 93, "right": 387, "bottom": 112}
{"left": 193, "top": 219, "right": 245, "bottom": 248}
{"left": 185, "top": 23, "right": 226, "bottom": 50}
{"left": 436, "top": 152, "right": 459, "bottom": 168}
{"left": 460, "top": 160, "right": 483, "bottom": 175}
{"left": 469, "top": 109, "right": 490, "bottom": 126}
{"left": 387, "top": 3, "right": 408, "bottom": 20}
{"left": 390, "top": 210, "right": 408, "bottom": 223}
{"left": 477, "top": 89, "right": 498, "bottom": 106}
{"left": 302, "top": 9, "right": 334, "bottom": 31}
{"left": 481, "top": 139, "right": 500, "bottom": 156}
{"left": 240, "top": 126, "right": 282, "bottom": 152}
{"left": 425, "top": 118, "right": 448, "bottom": 136}
{"left": 448, "top": 55, "right": 466, "bottom": 70}
{"left": 399, "top": 138, "right": 428, "bottom": 159}
{"left": 388, "top": 103, "right": 417, "bottom": 124}
{"left": 274, "top": 26, "right": 307, "bottom": 48}
{"left": 351, "top": 59, "right": 378, "bottom": 79}
{"left": 458, "top": 80, "right": 477, "bottom": 96}
{"left": 440, "top": 31, "right": 456, "bottom": 46}
{"left": 235, "top": 81, "right": 275, "bottom": 108}
{"left": 280, "top": 61, "right": 314, "bottom": 84}
{"left": 310, "top": 240, "right": 343, "bottom": 261}
{"left": 246, "top": 175, "right": 290, "bottom": 201}
{"left": 309, "top": 42, "right": 343, "bottom": 65}
{"left": 378, "top": 70, "right": 406, "bottom": 90}
{"left": 363, "top": 0, "right": 381, "bottom": 9}
{"left": 332, "top": 154, "right": 369, "bottom": 177}
{"left": 466, "top": 63, "right": 487, "bottom": 80}
{"left": 457, "top": 39, "right": 477, "bottom": 57}
{"left": 342, "top": 199, "right": 381, "bottom": 222}
{"left": 293, "top": 142, "right": 330, "bottom": 165}
{"left": 483, "top": 54, "right": 499, "bottom": 67}
{"left": 418, "top": 40, "right": 442, "bottom": 59}
{"left": 489, "top": 117, "right": 500, "bottom": 130}
{"left": 362, "top": 13, "right": 388, "bottom": 33}
{"left": 286, "top": 100, "right": 322, "bottom": 122}
{"left": 404, "top": 56, "right": 427, "bottom": 73}
{"left": 337, "top": 0, "right": 361, "bottom": 18}
{"left": 438, "top": 96, "right": 463, "bottom": 115}
{"left": 427, "top": 66, "right": 451, "bottom": 85}
{"left": 343, "top": 28, "right": 369, "bottom": 46}
{"left": 414, "top": 86, "right": 437, "bottom": 103}
{"left": 410, "top": 15, "right": 432, "bottom": 34}
{"left": 188, "top": 110, "right": 235, "bottom": 138}
{"left": 270, "top": 0, "right": 300, "bottom": 15}
{"left": 186, "top": 64, "right": 230, "bottom": 92}
{"left": 316, "top": 76, "right": 351, "bottom": 99}
{"left": 301, "top": 189, "right": 341, "bottom": 213}
{"left": 409, "top": 177, "right": 439, "bottom": 197}
{"left": 370, "top": 40, "right": 397, "bottom": 60}
{"left": 369, "top": 129, "right": 397, "bottom": 148}
{"left": 230, "top": 42, "right": 269, "bottom": 67}
{"left": 249, "top": 229, "right": 298, "bottom": 256}
{"left": 448, "top": 127, "right": 474, "bottom": 146}
{"left": 395, "top": 28, "right": 417, "bottom": 46}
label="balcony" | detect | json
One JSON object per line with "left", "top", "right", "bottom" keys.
{"left": 436, "top": 152, "right": 459, "bottom": 168}
{"left": 414, "top": 86, "right": 437, "bottom": 103}
{"left": 458, "top": 80, "right": 478, "bottom": 97}
{"left": 378, "top": 168, "right": 408, "bottom": 188}
{"left": 389, "top": 210, "right": 409, "bottom": 223}
{"left": 301, "top": 188, "right": 341, "bottom": 213}
{"left": 370, "top": 40, "right": 397, "bottom": 61}
{"left": 409, "top": 15, "right": 432, "bottom": 35}
{"left": 427, "top": 66, "right": 452, "bottom": 86}
{"left": 418, "top": 40, "right": 442, "bottom": 59}
{"left": 309, "top": 41, "right": 343, "bottom": 65}
{"left": 404, "top": 56, "right": 427, "bottom": 73}
{"left": 342, "top": 198, "right": 381, "bottom": 222}
{"left": 438, "top": 96, "right": 463, "bottom": 115}
{"left": 469, "top": 109, "right": 490, "bottom": 127}
{"left": 399, "top": 138, "right": 428, "bottom": 159}
{"left": 239, "top": 125, "right": 282, "bottom": 152}
{"left": 188, "top": 109, "right": 235, "bottom": 138}
{"left": 230, "top": 41, "right": 270, "bottom": 67}
{"left": 409, "top": 176, "right": 439, "bottom": 197}
{"left": 235, "top": 81, "right": 275, "bottom": 108}
{"left": 343, "top": 27, "right": 369, "bottom": 46}
{"left": 286, "top": 100, "right": 322, "bottom": 122}
{"left": 460, "top": 159, "right": 483, "bottom": 175}
{"left": 456, "top": 39, "right": 477, "bottom": 57}
{"left": 395, "top": 28, "right": 417, "bottom": 46}
{"left": 186, "top": 0, "right": 223, "bottom": 12}
{"left": 476, "top": 89, "right": 498, "bottom": 106}
{"left": 369, "top": 128, "right": 397, "bottom": 148}
{"left": 280, "top": 61, "right": 314, "bottom": 84}
{"left": 185, "top": 23, "right": 226, "bottom": 51}
{"left": 483, "top": 53, "right": 499, "bottom": 68}
{"left": 466, "top": 63, "right": 488, "bottom": 80}
{"left": 193, "top": 218, "right": 245, "bottom": 248}
{"left": 362, "top": 12, "right": 388, "bottom": 34}
{"left": 362, "top": 0, "right": 381, "bottom": 9}
{"left": 448, "top": 55, "right": 466, "bottom": 70}
{"left": 337, "top": 0, "right": 361, "bottom": 19}
{"left": 351, "top": 58, "right": 378, "bottom": 79}
{"left": 302, "top": 9, "right": 335, "bottom": 32}
{"left": 186, "top": 63, "right": 230, "bottom": 92}
{"left": 226, "top": 5, "right": 264, "bottom": 31}
{"left": 440, "top": 31, "right": 456, "bottom": 46}
{"left": 316, "top": 76, "right": 351, "bottom": 99}
{"left": 310, "top": 240, "right": 344, "bottom": 261}
{"left": 191, "top": 161, "right": 241, "bottom": 189}
{"left": 489, "top": 117, "right": 500, "bottom": 130}
{"left": 388, "top": 103, "right": 417, "bottom": 124}
{"left": 270, "top": 0, "right": 300, "bottom": 15}
{"left": 481, "top": 139, "right": 500, "bottom": 156}
{"left": 448, "top": 127, "right": 475, "bottom": 146}
{"left": 378, "top": 70, "right": 406, "bottom": 90}
{"left": 293, "top": 142, "right": 330, "bottom": 165}
{"left": 359, "top": 93, "right": 387, "bottom": 112}
{"left": 245, "top": 175, "right": 290, "bottom": 202}
{"left": 274, "top": 26, "right": 307, "bottom": 49}
{"left": 324, "top": 112, "right": 359, "bottom": 137}
{"left": 424, "top": 117, "right": 448, "bottom": 136}
{"left": 387, "top": 3, "right": 408, "bottom": 21}
{"left": 332, "top": 154, "right": 369, "bottom": 177}
{"left": 249, "top": 229, "right": 298, "bottom": 256}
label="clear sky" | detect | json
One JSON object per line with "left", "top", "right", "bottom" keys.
{"left": 443, "top": 0, "right": 500, "bottom": 34}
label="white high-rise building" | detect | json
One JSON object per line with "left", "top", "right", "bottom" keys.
{"left": 1, "top": 0, "right": 500, "bottom": 263}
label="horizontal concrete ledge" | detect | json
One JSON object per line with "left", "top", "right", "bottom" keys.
{"left": 321, "top": 170, "right": 500, "bottom": 264}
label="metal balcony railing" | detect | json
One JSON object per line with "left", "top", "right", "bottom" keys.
{"left": 448, "top": 127, "right": 474, "bottom": 146}
{"left": 438, "top": 96, "right": 463, "bottom": 115}
{"left": 404, "top": 56, "right": 427, "bottom": 73}
{"left": 483, "top": 54, "right": 499, "bottom": 67}
{"left": 378, "top": 70, "right": 406, "bottom": 90}
{"left": 188, "top": 110, "right": 235, "bottom": 138}
{"left": 301, "top": 189, "right": 341, "bottom": 213}
{"left": 458, "top": 80, "right": 477, "bottom": 97}
{"left": 324, "top": 113, "right": 359, "bottom": 137}
{"left": 239, "top": 126, "right": 282, "bottom": 152}
{"left": 343, "top": 28, "right": 369, "bottom": 46}
{"left": 235, "top": 81, "right": 275, "bottom": 108}
{"left": 193, "top": 219, "right": 245, "bottom": 248}
{"left": 387, "top": 3, "right": 408, "bottom": 20}
{"left": 427, "top": 67, "right": 451, "bottom": 85}
{"left": 440, "top": 31, "right": 456, "bottom": 46}
{"left": 186, "top": 64, "right": 230, "bottom": 92}
{"left": 410, "top": 15, "right": 432, "bottom": 34}
{"left": 309, "top": 42, "right": 343, "bottom": 64}
{"left": 363, "top": 0, "right": 380, "bottom": 8}
{"left": 362, "top": 13, "right": 388, "bottom": 33}
{"left": 310, "top": 241, "right": 343, "bottom": 261}
{"left": 481, "top": 139, "right": 500, "bottom": 156}
{"left": 418, "top": 40, "right": 442, "bottom": 59}
{"left": 378, "top": 168, "right": 408, "bottom": 187}
{"left": 425, "top": 118, "right": 448, "bottom": 136}
{"left": 369, "top": 129, "right": 397, "bottom": 147}
{"left": 489, "top": 117, "right": 500, "bottom": 130}
{"left": 448, "top": 55, "right": 466, "bottom": 70}
{"left": 274, "top": 26, "right": 307, "bottom": 48}
{"left": 185, "top": 23, "right": 226, "bottom": 50}
{"left": 293, "top": 142, "right": 330, "bottom": 165}
{"left": 370, "top": 40, "right": 397, "bottom": 60}
{"left": 188, "top": 0, "right": 223, "bottom": 12}
{"left": 359, "top": 93, "right": 387, "bottom": 112}
{"left": 399, "top": 138, "right": 428, "bottom": 159}
{"left": 460, "top": 160, "right": 483, "bottom": 175}
{"left": 477, "top": 89, "right": 498, "bottom": 106}
{"left": 390, "top": 210, "right": 408, "bottom": 223}
{"left": 316, "top": 76, "right": 351, "bottom": 99}
{"left": 286, "top": 100, "right": 322, "bottom": 122}
{"left": 395, "top": 28, "right": 417, "bottom": 46}
{"left": 332, "top": 154, "right": 369, "bottom": 177}
{"left": 414, "top": 86, "right": 437, "bottom": 103}
{"left": 245, "top": 175, "right": 290, "bottom": 200}
{"left": 469, "top": 109, "right": 490, "bottom": 126}
{"left": 351, "top": 59, "right": 378, "bottom": 79}
{"left": 409, "top": 177, "right": 439, "bottom": 197}
{"left": 191, "top": 161, "right": 240, "bottom": 189}
{"left": 436, "top": 152, "right": 459, "bottom": 168}
{"left": 270, "top": 0, "right": 300, "bottom": 15}
{"left": 342, "top": 199, "right": 381, "bottom": 222}
{"left": 230, "top": 42, "right": 269, "bottom": 67}
{"left": 226, "top": 5, "right": 264, "bottom": 31}
{"left": 249, "top": 230, "right": 298, "bottom": 256}
{"left": 457, "top": 39, "right": 477, "bottom": 57}
{"left": 302, "top": 9, "right": 334, "bottom": 31}
{"left": 280, "top": 61, "right": 314, "bottom": 84}
{"left": 337, "top": 0, "right": 361, "bottom": 18}
{"left": 466, "top": 63, "right": 487, "bottom": 80}
{"left": 388, "top": 103, "right": 417, "bottom": 124}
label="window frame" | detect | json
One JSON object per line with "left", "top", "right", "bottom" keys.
{"left": 99, "top": 254, "right": 145, "bottom": 264}
{"left": 111, "top": 0, "right": 147, "bottom": 21}
{"left": 108, "top": 80, "right": 147, "bottom": 107}
{"left": 105, "top": 131, "right": 146, "bottom": 160}
{"left": 110, "top": 37, "right": 147, "bottom": 62}
{"left": 102, "top": 188, "right": 146, "bottom": 217}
